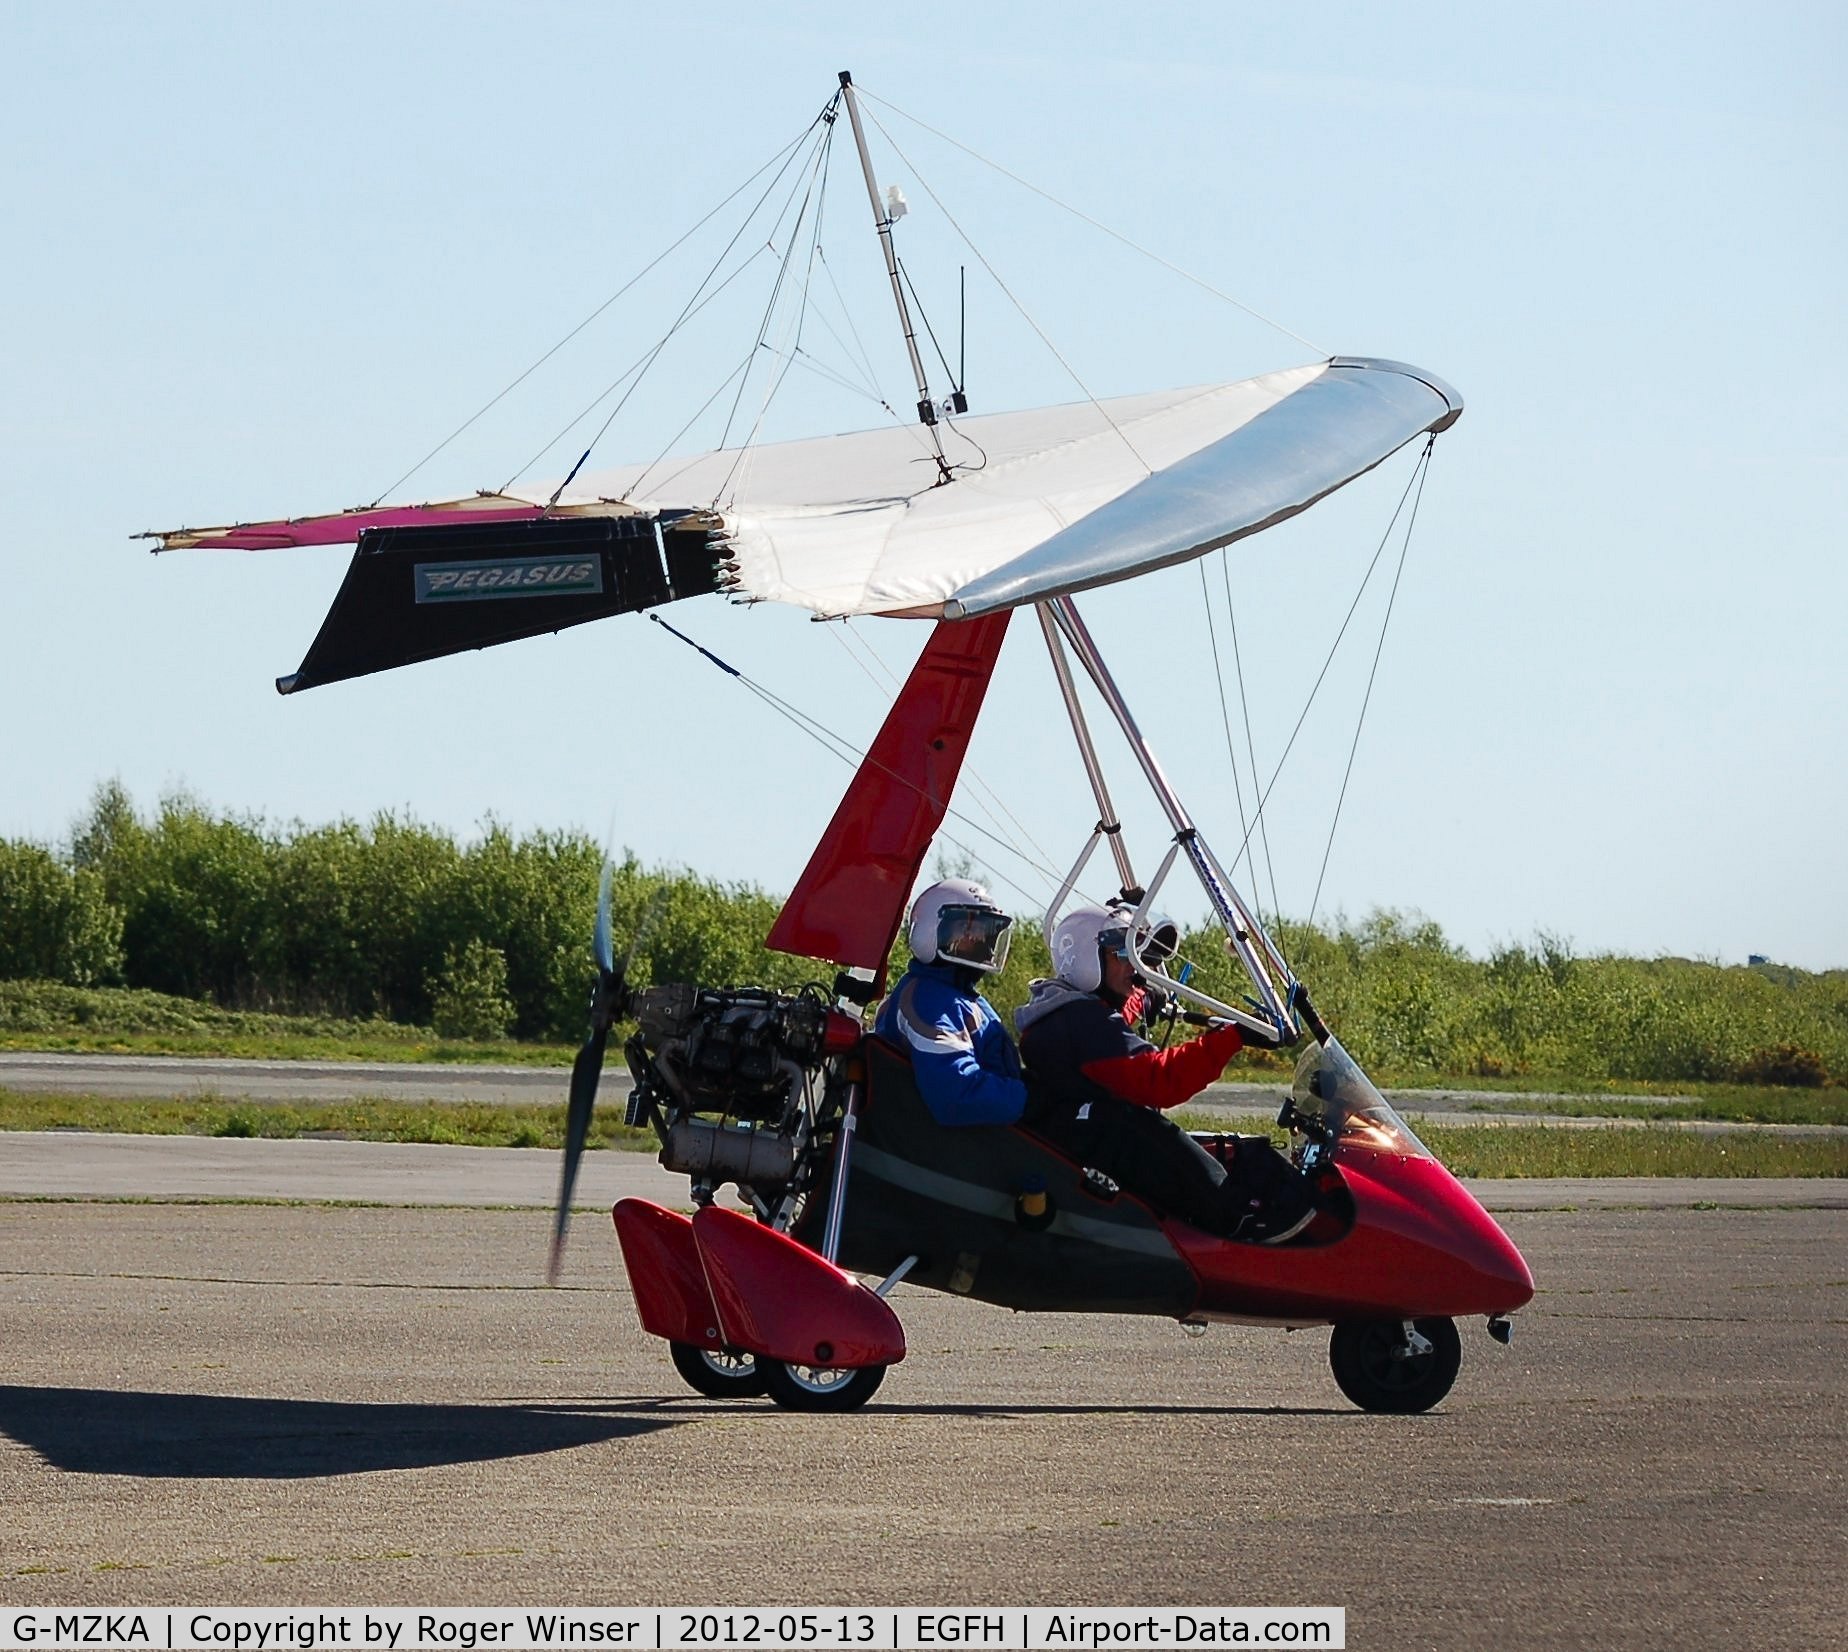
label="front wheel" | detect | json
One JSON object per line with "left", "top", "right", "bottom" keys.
{"left": 669, "top": 1340, "right": 767, "bottom": 1399}
{"left": 1329, "top": 1317, "right": 1461, "bottom": 1414}
{"left": 762, "top": 1359, "right": 886, "bottom": 1412}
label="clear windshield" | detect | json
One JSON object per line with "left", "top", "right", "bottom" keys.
{"left": 1290, "top": 1037, "right": 1430, "bottom": 1158}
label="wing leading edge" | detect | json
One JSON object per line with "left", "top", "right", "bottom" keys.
{"left": 940, "top": 358, "right": 1461, "bottom": 620}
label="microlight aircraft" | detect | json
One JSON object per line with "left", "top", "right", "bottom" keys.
{"left": 150, "top": 72, "right": 1534, "bottom": 1413}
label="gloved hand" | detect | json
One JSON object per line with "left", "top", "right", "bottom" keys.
{"left": 1237, "top": 1013, "right": 1294, "bottom": 1051}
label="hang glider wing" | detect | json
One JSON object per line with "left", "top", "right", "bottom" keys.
{"left": 940, "top": 358, "right": 1460, "bottom": 618}
{"left": 276, "top": 512, "right": 723, "bottom": 695}
{"left": 145, "top": 357, "right": 1458, "bottom": 692}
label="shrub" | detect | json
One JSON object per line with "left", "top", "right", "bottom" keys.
{"left": 1736, "top": 1045, "right": 1829, "bottom": 1088}
{"left": 0, "top": 841, "right": 123, "bottom": 986}
{"left": 429, "top": 939, "right": 515, "bottom": 1042}
{"left": 22, "top": 785, "right": 1848, "bottom": 1085}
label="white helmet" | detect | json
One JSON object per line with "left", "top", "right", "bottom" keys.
{"left": 1050, "top": 905, "right": 1121, "bottom": 994}
{"left": 1051, "top": 904, "right": 1179, "bottom": 994}
{"left": 907, "top": 878, "right": 1013, "bottom": 975}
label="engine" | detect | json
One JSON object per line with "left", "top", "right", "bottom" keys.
{"left": 625, "top": 982, "right": 859, "bottom": 1203}
{"left": 632, "top": 983, "right": 833, "bottom": 1117}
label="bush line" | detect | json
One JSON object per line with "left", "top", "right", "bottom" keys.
{"left": 2, "top": 784, "right": 1842, "bottom": 1089}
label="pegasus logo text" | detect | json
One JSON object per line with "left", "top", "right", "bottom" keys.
{"left": 415, "top": 557, "right": 603, "bottom": 602}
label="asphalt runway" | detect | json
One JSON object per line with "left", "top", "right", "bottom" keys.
{"left": 1, "top": 1141, "right": 1843, "bottom": 1646}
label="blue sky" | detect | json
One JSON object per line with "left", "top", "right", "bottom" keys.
{"left": 5, "top": 2, "right": 1843, "bottom": 968}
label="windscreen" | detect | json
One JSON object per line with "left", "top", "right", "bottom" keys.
{"left": 1291, "top": 1037, "right": 1429, "bottom": 1158}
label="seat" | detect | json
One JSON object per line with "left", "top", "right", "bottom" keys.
{"left": 793, "top": 1038, "right": 1197, "bottom": 1316}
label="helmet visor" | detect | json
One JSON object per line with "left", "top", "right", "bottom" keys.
{"left": 1100, "top": 915, "right": 1179, "bottom": 968}
{"left": 936, "top": 904, "right": 1013, "bottom": 973}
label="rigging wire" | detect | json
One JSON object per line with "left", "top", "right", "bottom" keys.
{"left": 857, "top": 86, "right": 1329, "bottom": 359}
{"left": 896, "top": 255, "right": 959, "bottom": 391}
{"left": 487, "top": 245, "right": 771, "bottom": 496}
{"left": 759, "top": 340, "right": 893, "bottom": 404}
{"left": 1222, "top": 552, "right": 1283, "bottom": 926}
{"left": 647, "top": 614, "right": 1065, "bottom": 915}
{"left": 806, "top": 129, "right": 954, "bottom": 459}
{"left": 823, "top": 619, "right": 1061, "bottom": 880}
{"left": 367, "top": 117, "right": 821, "bottom": 508}
{"left": 513, "top": 99, "right": 838, "bottom": 504}
{"left": 620, "top": 123, "right": 840, "bottom": 509}
{"left": 816, "top": 245, "right": 892, "bottom": 402}
{"left": 859, "top": 104, "right": 1153, "bottom": 479}
{"left": 778, "top": 226, "right": 898, "bottom": 409}
{"left": 711, "top": 117, "right": 839, "bottom": 507}
{"left": 1197, "top": 557, "right": 1256, "bottom": 887}
{"left": 619, "top": 356, "right": 757, "bottom": 496}
{"left": 819, "top": 623, "right": 1056, "bottom": 865}
{"left": 714, "top": 116, "right": 834, "bottom": 456}
{"left": 1226, "top": 443, "right": 1433, "bottom": 887}
{"left": 1307, "top": 437, "right": 1435, "bottom": 928}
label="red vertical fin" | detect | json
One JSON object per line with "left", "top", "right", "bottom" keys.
{"left": 766, "top": 613, "right": 1012, "bottom": 972}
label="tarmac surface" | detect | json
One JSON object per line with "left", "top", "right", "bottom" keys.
{"left": 3, "top": 1128, "right": 1846, "bottom": 1213}
{"left": 1, "top": 1134, "right": 1843, "bottom": 1646}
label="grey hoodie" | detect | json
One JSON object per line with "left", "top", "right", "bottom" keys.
{"left": 1013, "top": 976, "right": 1105, "bottom": 1035}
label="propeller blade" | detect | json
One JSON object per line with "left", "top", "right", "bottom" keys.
{"left": 593, "top": 856, "right": 615, "bottom": 977}
{"left": 620, "top": 883, "right": 665, "bottom": 981}
{"left": 550, "top": 856, "right": 651, "bottom": 1283}
{"left": 548, "top": 1020, "right": 609, "bottom": 1284}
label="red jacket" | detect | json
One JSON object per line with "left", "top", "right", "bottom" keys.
{"left": 1014, "top": 979, "right": 1243, "bottom": 1111}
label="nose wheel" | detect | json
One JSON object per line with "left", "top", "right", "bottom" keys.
{"left": 762, "top": 1359, "right": 887, "bottom": 1412}
{"left": 1329, "top": 1316, "right": 1461, "bottom": 1413}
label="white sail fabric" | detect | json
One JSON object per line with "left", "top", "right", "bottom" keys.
{"left": 537, "top": 357, "right": 1460, "bottom": 619}
{"left": 151, "top": 358, "right": 1461, "bottom": 619}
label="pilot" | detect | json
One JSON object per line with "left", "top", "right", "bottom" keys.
{"left": 874, "top": 878, "right": 1030, "bottom": 1126}
{"left": 1015, "top": 905, "right": 1314, "bottom": 1243}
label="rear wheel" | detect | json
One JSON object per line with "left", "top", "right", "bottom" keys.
{"left": 762, "top": 1359, "right": 886, "bottom": 1412}
{"left": 1329, "top": 1317, "right": 1461, "bottom": 1414}
{"left": 669, "top": 1340, "right": 767, "bottom": 1399}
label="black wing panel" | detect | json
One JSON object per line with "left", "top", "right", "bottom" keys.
{"left": 277, "top": 513, "right": 720, "bottom": 694}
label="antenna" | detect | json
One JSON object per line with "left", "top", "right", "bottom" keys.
{"left": 838, "top": 70, "right": 954, "bottom": 483}
{"left": 956, "top": 264, "right": 967, "bottom": 413}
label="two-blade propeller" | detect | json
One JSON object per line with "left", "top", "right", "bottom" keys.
{"left": 548, "top": 856, "right": 633, "bottom": 1284}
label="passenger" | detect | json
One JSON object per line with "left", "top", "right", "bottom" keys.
{"left": 1015, "top": 905, "right": 1315, "bottom": 1243}
{"left": 874, "top": 878, "right": 1030, "bottom": 1127}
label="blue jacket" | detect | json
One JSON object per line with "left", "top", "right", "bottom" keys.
{"left": 874, "top": 959, "right": 1028, "bottom": 1127}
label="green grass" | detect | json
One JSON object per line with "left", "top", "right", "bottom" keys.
{"left": 6, "top": 1091, "right": 1842, "bottom": 1177}
{"left": 1444, "top": 1089, "right": 1848, "bottom": 1126}
{"left": 0, "top": 981, "right": 575, "bottom": 1065}
{"left": 0, "top": 1029, "right": 577, "bottom": 1064}
{"left": 1196, "top": 1067, "right": 1848, "bottom": 1125}
{"left": 0, "top": 1090, "right": 655, "bottom": 1151}
{"left": 1415, "top": 1123, "right": 1847, "bottom": 1179}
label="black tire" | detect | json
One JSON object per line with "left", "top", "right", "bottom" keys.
{"left": 669, "top": 1340, "right": 768, "bottom": 1399}
{"left": 762, "top": 1359, "right": 887, "bottom": 1413}
{"left": 1329, "top": 1317, "right": 1461, "bottom": 1414}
